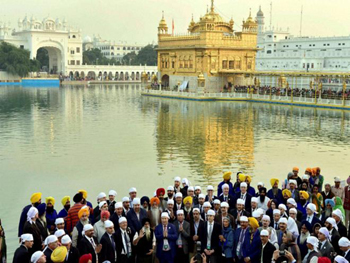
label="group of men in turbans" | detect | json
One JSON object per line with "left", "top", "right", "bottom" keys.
{"left": 12, "top": 168, "right": 350, "bottom": 263}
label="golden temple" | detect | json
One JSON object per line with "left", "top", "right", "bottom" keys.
{"left": 157, "top": 0, "right": 258, "bottom": 92}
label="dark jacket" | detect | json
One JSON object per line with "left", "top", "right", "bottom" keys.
{"left": 154, "top": 223, "right": 178, "bottom": 260}
{"left": 43, "top": 248, "right": 53, "bottom": 263}
{"left": 23, "top": 221, "right": 42, "bottom": 255}
{"left": 241, "top": 229, "right": 261, "bottom": 263}
{"left": 12, "top": 245, "right": 30, "bottom": 263}
{"left": 174, "top": 220, "right": 191, "bottom": 254}
{"left": 66, "top": 246, "right": 80, "bottom": 263}
{"left": 99, "top": 232, "right": 116, "bottom": 263}
{"left": 319, "top": 239, "right": 334, "bottom": 257}
{"left": 198, "top": 221, "right": 221, "bottom": 255}
{"left": 18, "top": 205, "right": 32, "bottom": 237}
{"left": 233, "top": 192, "right": 252, "bottom": 213}
{"left": 218, "top": 194, "right": 235, "bottom": 209}
{"left": 126, "top": 208, "right": 148, "bottom": 234}
{"left": 78, "top": 236, "right": 98, "bottom": 263}
{"left": 115, "top": 227, "right": 134, "bottom": 260}
{"left": 261, "top": 241, "right": 276, "bottom": 263}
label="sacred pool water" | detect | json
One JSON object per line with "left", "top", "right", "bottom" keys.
{"left": 0, "top": 84, "right": 349, "bottom": 257}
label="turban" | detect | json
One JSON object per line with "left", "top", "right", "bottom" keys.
{"left": 339, "top": 237, "right": 350, "bottom": 247}
{"left": 198, "top": 194, "right": 205, "bottom": 199}
{"left": 37, "top": 203, "right": 46, "bottom": 216}
{"left": 334, "top": 256, "right": 348, "bottom": 263}
{"left": 270, "top": 178, "right": 279, "bottom": 187}
{"left": 73, "top": 193, "right": 83, "bottom": 203}
{"left": 61, "top": 235, "right": 71, "bottom": 245}
{"left": 109, "top": 190, "right": 117, "bottom": 196}
{"left": 115, "top": 202, "right": 123, "bottom": 209}
{"left": 252, "top": 211, "right": 260, "bottom": 218}
{"left": 167, "top": 186, "right": 174, "bottom": 191}
{"left": 207, "top": 210, "right": 215, "bottom": 216}
{"left": 299, "top": 191, "right": 309, "bottom": 200}
{"left": 100, "top": 210, "right": 110, "bottom": 219}
{"left": 176, "top": 209, "right": 184, "bottom": 215}
{"left": 54, "top": 229, "right": 65, "bottom": 238}
{"left": 333, "top": 209, "right": 343, "bottom": 220}
{"left": 188, "top": 186, "right": 194, "bottom": 192}
{"left": 97, "top": 192, "right": 106, "bottom": 200}
{"left": 282, "top": 189, "right": 291, "bottom": 198}
{"left": 292, "top": 167, "right": 299, "bottom": 172}
{"left": 150, "top": 197, "right": 160, "bottom": 206}
{"left": 302, "top": 174, "right": 309, "bottom": 180}
{"left": 194, "top": 186, "right": 201, "bottom": 191}
{"left": 311, "top": 168, "right": 317, "bottom": 176}
{"left": 79, "top": 254, "right": 92, "bottom": 263}
{"left": 240, "top": 216, "right": 248, "bottom": 222}
{"left": 203, "top": 202, "right": 211, "bottom": 208}
{"left": 262, "top": 215, "right": 270, "bottom": 221}
{"left": 31, "top": 251, "right": 44, "bottom": 263}
{"left": 142, "top": 217, "right": 151, "bottom": 226}
{"left": 306, "top": 236, "right": 319, "bottom": 250}
{"left": 307, "top": 203, "right": 317, "bottom": 213}
{"left": 287, "top": 198, "right": 297, "bottom": 207}
{"left": 175, "top": 192, "right": 183, "bottom": 198}
{"left": 156, "top": 188, "right": 165, "bottom": 197}
{"left": 61, "top": 196, "right": 70, "bottom": 206}
{"left": 248, "top": 217, "right": 259, "bottom": 229}
{"left": 122, "top": 197, "right": 129, "bottom": 202}
{"left": 181, "top": 178, "right": 189, "bottom": 186}
{"left": 183, "top": 196, "right": 193, "bottom": 205}
{"left": 289, "top": 208, "right": 297, "bottom": 214}
{"left": 98, "top": 201, "right": 107, "bottom": 209}
{"left": 193, "top": 208, "right": 200, "bottom": 213}
{"left": 161, "top": 212, "right": 170, "bottom": 219}
{"left": 207, "top": 185, "right": 214, "bottom": 191}
{"left": 325, "top": 199, "right": 335, "bottom": 207}
{"left": 44, "top": 235, "right": 58, "bottom": 245}
{"left": 83, "top": 224, "right": 93, "bottom": 235}
{"left": 237, "top": 199, "right": 245, "bottom": 205}
{"left": 222, "top": 183, "right": 229, "bottom": 190}
{"left": 78, "top": 208, "right": 89, "bottom": 219}
{"left": 318, "top": 258, "right": 332, "bottom": 263}
{"left": 260, "top": 230, "right": 269, "bottom": 236}
{"left": 129, "top": 187, "right": 137, "bottom": 193}
{"left": 21, "top": 234, "right": 34, "bottom": 242}
{"left": 245, "top": 175, "right": 252, "bottom": 184}
{"left": 27, "top": 207, "right": 39, "bottom": 222}
{"left": 301, "top": 221, "right": 312, "bottom": 232}
{"left": 221, "top": 202, "right": 229, "bottom": 208}
{"left": 223, "top": 171, "right": 232, "bottom": 180}
{"left": 288, "top": 179, "right": 297, "bottom": 186}
{"left": 46, "top": 196, "right": 55, "bottom": 206}
{"left": 239, "top": 173, "right": 246, "bottom": 182}
{"left": 273, "top": 209, "right": 280, "bottom": 215}
{"left": 334, "top": 177, "right": 341, "bottom": 182}
{"left": 104, "top": 220, "right": 114, "bottom": 228}
{"left": 240, "top": 182, "right": 247, "bottom": 188}
{"left": 326, "top": 217, "right": 338, "bottom": 231}
{"left": 78, "top": 190, "right": 88, "bottom": 199}
{"left": 213, "top": 199, "right": 221, "bottom": 205}
{"left": 259, "top": 187, "right": 267, "bottom": 194}
{"left": 319, "top": 227, "right": 330, "bottom": 239}
{"left": 132, "top": 198, "right": 140, "bottom": 205}
{"left": 167, "top": 199, "right": 174, "bottom": 205}
{"left": 278, "top": 218, "right": 288, "bottom": 224}
{"left": 51, "top": 246, "right": 68, "bottom": 263}
{"left": 305, "top": 168, "right": 312, "bottom": 173}
{"left": 174, "top": 176, "right": 181, "bottom": 182}
{"left": 251, "top": 197, "right": 258, "bottom": 203}
{"left": 30, "top": 192, "right": 42, "bottom": 204}
{"left": 141, "top": 196, "right": 150, "bottom": 205}
{"left": 278, "top": 204, "right": 287, "bottom": 211}
{"left": 257, "top": 182, "right": 264, "bottom": 187}
{"left": 118, "top": 217, "right": 127, "bottom": 223}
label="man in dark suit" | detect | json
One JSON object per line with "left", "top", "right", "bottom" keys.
{"left": 325, "top": 217, "right": 342, "bottom": 255}
{"left": 229, "top": 198, "right": 250, "bottom": 227}
{"left": 61, "top": 235, "right": 80, "bottom": 263}
{"left": 218, "top": 183, "right": 235, "bottom": 208}
{"left": 189, "top": 208, "right": 205, "bottom": 257}
{"left": 174, "top": 210, "right": 191, "bottom": 263}
{"left": 115, "top": 217, "right": 134, "bottom": 263}
{"left": 154, "top": 212, "right": 178, "bottom": 263}
{"left": 126, "top": 198, "right": 148, "bottom": 234}
{"left": 338, "top": 237, "right": 350, "bottom": 262}
{"left": 233, "top": 182, "right": 252, "bottom": 213}
{"left": 333, "top": 209, "right": 348, "bottom": 238}
{"left": 318, "top": 227, "right": 335, "bottom": 257}
{"left": 174, "top": 193, "right": 184, "bottom": 213}
{"left": 214, "top": 202, "right": 235, "bottom": 228}
{"left": 199, "top": 209, "right": 221, "bottom": 263}
{"left": 110, "top": 202, "right": 125, "bottom": 228}
{"left": 13, "top": 234, "right": 33, "bottom": 263}
{"left": 302, "top": 203, "right": 321, "bottom": 226}
{"left": 78, "top": 224, "right": 102, "bottom": 263}
{"left": 99, "top": 220, "right": 117, "bottom": 263}
{"left": 43, "top": 235, "right": 59, "bottom": 263}
{"left": 260, "top": 229, "right": 276, "bottom": 263}
{"left": 232, "top": 216, "right": 249, "bottom": 262}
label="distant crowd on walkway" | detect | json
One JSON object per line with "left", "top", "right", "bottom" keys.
{"left": 3, "top": 167, "right": 350, "bottom": 263}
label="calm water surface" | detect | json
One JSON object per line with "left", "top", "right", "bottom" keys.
{"left": 0, "top": 84, "right": 349, "bottom": 256}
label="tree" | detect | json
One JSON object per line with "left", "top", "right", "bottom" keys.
{"left": 122, "top": 44, "right": 157, "bottom": 66}
{"left": 36, "top": 48, "right": 49, "bottom": 69}
{"left": 0, "top": 42, "right": 39, "bottom": 77}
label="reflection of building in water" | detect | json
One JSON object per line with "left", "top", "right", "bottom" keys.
{"left": 154, "top": 99, "right": 255, "bottom": 184}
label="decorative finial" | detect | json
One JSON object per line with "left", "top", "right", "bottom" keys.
{"left": 207, "top": 5, "right": 209, "bottom": 13}
{"left": 249, "top": 8, "right": 252, "bottom": 17}
{"left": 211, "top": 0, "right": 214, "bottom": 12}
{"left": 162, "top": 10, "right": 164, "bottom": 19}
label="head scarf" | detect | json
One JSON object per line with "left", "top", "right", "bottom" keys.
{"left": 223, "top": 171, "right": 232, "bottom": 181}
{"left": 51, "top": 246, "right": 68, "bottom": 263}
{"left": 287, "top": 217, "right": 299, "bottom": 238}
{"left": 150, "top": 197, "right": 160, "bottom": 206}
{"left": 46, "top": 196, "right": 55, "bottom": 206}
{"left": 339, "top": 237, "right": 350, "bottom": 247}
{"left": 248, "top": 217, "right": 259, "bottom": 229}
{"left": 37, "top": 203, "right": 46, "bottom": 216}
{"left": 299, "top": 191, "right": 309, "bottom": 200}
{"left": 61, "top": 196, "right": 70, "bottom": 206}
{"left": 78, "top": 208, "right": 90, "bottom": 219}
{"left": 79, "top": 254, "right": 93, "bottom": 263}
{"left": 307, "top": 236, "right": 319, "bottom": 251}
{"left": 27, "top": 207, "right": 39, "bottom": 224}
{"left": 334, "top": 256, "right": 349, "bottom": 263}
{"left": 319, "top": 227, "right": 330, "bottom": 239}
{"left": 270, "top": 178, "right": 279, "bottom": 187}
{"left": 31, "top": 251, "right": 44, "bottom": 263}
{"left": 30, "top": 193, "right": 42, "bottom": 204}
{"left": 282, "top": 189, "right": 291, "bottom": 198}
{"left": 334, "top": 197, "right": 346, "bottom": 219}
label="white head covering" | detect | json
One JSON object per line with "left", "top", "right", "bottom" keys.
{"left": 302, "top": 174, "right": 309, "bottom": 180}
{"left": 167, "top": 186, "right": 174, "bottom": 191}
{"left": 109, "top": 190, "right": 117, "bottom": 196}
{"left": 104, "top": 220, "right": 114, "bottom": 228}
{"left": 334, "top": 256, "right": 348, "bottom": 263}
{"left": 278, "top": 218, "right": 288, "bottom": 224}
{"left": 27, "top": 207, "right": 38, "bottom": 224}
{"left": 273, "top": 209, "right": 281, "bottom": 215}
{"left": 194, "top": 186, "right": 201, "bottom": 191}
{"left": 132, "top": 198, "right": 141, "bottom": 205}
{"left": 181, "top": 178, "right": 189, "bottom": 186}
{"left": 167, "top": 199, "right": 174, "bottom": 205}
{"left": 174, "top": 176, "right": 181, "bottom": 182}
{"left": 97, "top": 192, "right": 107, "bottom": 200}
{"left": 118, "top": 217, "right": 127, "bottom": 224}
{"left": 54, "top": 229, "right": 65, "bottom": 238}
{"left": 278, "top": 204, "right": 287, "bottom": 211}
{"left": 287, "top": 217, "right": 299, "bottom": 238}
{"left": 306, "top": 203, "right": 317, "bottom": 213}
{"left": 236, "top": 198, "right": 245, "bottom": 205}
{"left": 161, "top": 212, "right": 170, "bottom": 219}
{"left": 256, "top": 208, "right": 264, "bottom": 216}
{"left": 240, "top": 216, "right": 248, "bottom": 222}
{"left": 306, "top": 236, "right": 319, "bottom": 251}
{"left": 334, "top": 177, "right": 341, "bottom": 182}
{"left": 333, "top": 209, "right": 343, "bottom": 220}
{"left": 287, "top": 198, "right": 297, "bottom": 207}
{"left": 251, "top": 197, "right": 258, "bottom": 203}
{"left": 83, "top": 224, "right": 93, "bottom": 235}
{"left": 55, "top": 218, "right": 64, "bottom": 225}
{"left": 240, "top": 182, "right": 247, "bottom": 188}
{"left": 21, "top": 234, "right": 34, "bottom": 242}
{"left": 44, "top": 235, "right": 58, "bottom": 245}
{"left": 260, "top": 230, "right": 269, "bottom": 236}
{"left": 198, "top": 194, "right": 205, "bottom": 199}
{"left": 129, "top": 187, "right": 137, "bottom": 193}
{"left": 257, "top": 182, "right": 264, "bottom": 187}
{"left": 207, "top": 185, "right": 214, "bottom": 191}
{"left": 193, "top": 208, "right": 200, "bottom": 213}
{"left": 252, "top": 211, "right": 260, "bottom": 218}
{"left": 326, "top": 217, "right": 339, "bottom": 231}
{"left": 319, "top": 227, "right": 330, "bottom": 239}
{"left": 289, "top": 208, "right": 297, "bottom": 214}
{"left": 99, "top": 200, "right": 107, "bottom": 209}
{"left": 262, "top": 215, "right": 270, "bottom": 221}
{"left": 188, "top": 186, "right": 194, "bottom": 191}
{"left": 203, "top": 202, "right": 211, "bottom": 208}
{"left": 175, "top": 192, "right": 183, "bottom": 198}
{"left": 115, "top": 202, "right": 123, "bottom": 209}
{"left": 207, "top": 209, "right": 215, "bottom": 216}
{"left": 122, "top": 197, "right": 129, "bottom": 202}
{"left": 221, "top": 183, "right": 229, "bottom": 190}
{"left": 339, "top": 237, "right": 350, "bottom": 247}
{"left": 176, "top": 209, "right": 184, "bottom": 215}
{"left": 31, "top": 251, "right": 44, "bottom": 263}
{"left": 61, "top": 235, "right": 72, "bottom": 245}
{"left": 213, "top": 199, "right": 221, "bottom": 205}
{"left": 289, "top": 179, "right": 297, "bottom": 186}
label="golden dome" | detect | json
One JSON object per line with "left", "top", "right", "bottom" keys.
{"left": 243, "top": 9, "right": 257, "bottom": 27}
{"left": 202, "top": 0, "right": 223, "bottom": 22}
{"left": 159, "top": 11, "right": 167, "bottom": 27}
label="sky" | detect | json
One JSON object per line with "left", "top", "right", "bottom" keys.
{"left": 0, "top": 0, "right": 349, "bottom": 45}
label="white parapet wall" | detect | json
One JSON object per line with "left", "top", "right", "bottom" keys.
{"left": 0, "top": 71, "right": 21, "bottom": 81}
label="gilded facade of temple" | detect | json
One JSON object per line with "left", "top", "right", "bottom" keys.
{"left": 157, "top": 0, "right": 258, "bottom": 92}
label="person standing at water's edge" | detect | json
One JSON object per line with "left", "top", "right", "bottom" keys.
{"left": 18, "top": 192, "right": 42, "bottom": 237}
{"left": 13, "top": 234, "right": 33, "bottom": 263}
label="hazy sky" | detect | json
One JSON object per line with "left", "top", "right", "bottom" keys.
{"left": 1, "top": 0, "right": 349, "bottom": 45}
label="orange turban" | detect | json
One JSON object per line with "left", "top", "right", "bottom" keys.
{"left": 311, "top": 168, "right": 317, "bottom": 176}
{"left": 305, "top": 168, "right": 312, "bottom": 173}
{"left": 78, "top": 208, "right": 90, "bottom": 219}
{"left": 245, "top": 175, "right": 252, "bottom": 184}
{"left": 293, "top": 167, "right": 299, "bottom": 172}
{"left": 150, "top": 197, "right": 160, "bottom": 206}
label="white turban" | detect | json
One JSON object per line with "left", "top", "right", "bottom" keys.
{"left": 44, "top": 235, "right": 58, "bottom": 245}
{"left": 203, "top": 202, "right": 211, "bottom": 208}
{"left": 175, "top": 192, "right": 183, "bottom": 198}
{"left": 167, "top": 199, "right": 174, "bottom": 205}
{"left": 161, "top": 212, "right": 170, "bottom": 219}
{"left": 115, "top": 202, "right": 123, "bottom": 209}
{"left": 273, "top": 209, "right": 280, "bottom": 215}
{"left": 326, "top": 217, "right": 339, "bottom": 231}
{"left": 198, "top": 194, "right": 205, "bottom": 199}
{"left": 31, "top": 251, "right": 44, "bottom": 263}
{"left": 222, "top": 183, "right": 229, "bottom": 190}
{"left": 213, "top": 199, "right": 221, "bottom": 205}
{"left": 240, "top": 182, "right": 247, "bottom": 188}
{"left": 240, "top": 216, "right": 248, "bottom": 222}
{"left": 97, "top": 192, "right": 107, "bottom": 200}
{"left": 256, "top": 208, "right": 264, "bottom": 216}
{"left": 302, "top": 174, "right": 309, "bottom": 180}
{"left": 207, "top": 185, "right": 214, "bottom": 191}
{"left": 109, "top": 190, "right": 117, "bottom": 196}
{"left": 339, "top": 237, "right": 350, "bottom": 247}
{"left": 221, "top": 202, "right": 229, "bottom": 208}
{"left": 188, "top": 186, "right": 194, "bottom": 192}
{"left": 27, "top": 207, "right": 38, "bottom": 223}
{"left": 193, "top": 208, "right": 200, "bottom": 213}
{"left": 260, "top": 230, "right": 269, "bottom": 236}
{"left": 257, "top": 182, "right": 264, "bottom": 187}
{"left": 54, "top": 229, "right": 65, "bottom": 238}
{"left": 237, "top": 198, "right": 245, "bottom": 205}
{"left": 207, "top": 209, "right": 215, "bottom": 216}
{"left": 104, "top": 220, "right": 114, "bottom": 228}
{"left": 174, "top": 176, "right": 181, "bottom": 182}
{"left": 122, "top": 197, "right": 129, "bottom": 202}
{"left": 306, "top": 236, "right": 319, "bottom": 251}
{"left": 176, "top": 209, "right": 184, "bottom": 215}
{"left": 307, "top": 203, "right": 317, "bottom": 213}
{"left": 55, "top": 218, "right": 64, "bottom": 225}
{"left": 334, "top": 256, "right": 349, "bottom": 263}
{"left": 333, "top": 209, "right": 343, "bottom": 220}
{"left": 118, "top": 217, "right": 127, "bottom": 224}
{"left": 319, "top": 227, "right": 330, "bottom": 239}
{"left": 194, "top": 186, "right": 201, "bottom": 191}
{"left": 21, "top": 234, "right": 33, "bottom": 242}
{"left": 99, "top": 201, "right": 107, "bottom": 209}
{"left": 278, "top": 218, "right": 288, "bottom": 224}
{"left": 278, "top": 204, "right": 287, "bottom": 211}
{"left": 252, "top": 211, "right": 260, "bottom": 218}
{"left": 181, "top": 178, "right": 189, "bottom": 186}
{"left": 289, "top": 208, "right": 297, "bottom": 214}
{"left": 287, "top": 198, "right": 297, "bottom": 207}
{"left": 61, "top": 235, "right": 72, "bottom": 245}
{"left": 334, "top": 177, "right": 341, "bottom": 182}
{"left": 251, "top": 197, "right": 258, "bottom": 203}
{"left": 83, "top": 224, "right": 94, "bottom": 236}
{"left": 167, "top": 186, "right": 174, "bottom": 191}
{"left": 262, "top": 215, "right": 270, "bottom": 221}
{"left": 132, "top": 198, "right": 141, "bottom": 205}
{"left": 129, "top": 187, "right": 137, "bottom": 193}
{"left": 289, "top": 179, "right": 297, "bottom": 186}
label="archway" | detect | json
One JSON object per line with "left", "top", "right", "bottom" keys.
{"left": 87, "top": 71, "right": 96, "bottom": 80}
{"left": 125, "top": 72, "right": 129, "bottom": 81}
{"left": 120, "top": 72, "right": 124, "bottom": 81}
{"left": 74, "top": 71, "right": 80, "bottom": 79}
{"left": 136, "top": 72, "right": 140, "bottom": 80}
{"left": 80, "top": 71, "right": 85, "bottom": 79}
{"left": 115, "top": 72, "right": 119, "bottom": 80}
{"left": 108, "top": 72, "right": 113, "bottom": 80}
{"left": 35, "top": 45, "right": 63, "bottom": 74}
{"left": 161, "top": 74, "right": 170, "bottom": 87}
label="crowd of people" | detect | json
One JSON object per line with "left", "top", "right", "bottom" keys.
{"left": 9, "top": 167, "right": 350, "bottom": 263}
